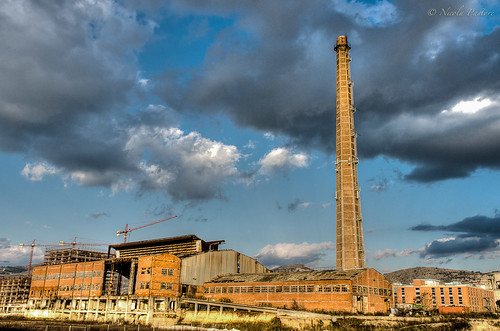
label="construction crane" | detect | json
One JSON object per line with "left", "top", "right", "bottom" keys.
{"left": 19, "top": 240, "right": 64, "bottom": 277}
{"left": 59, "top": 237, "right": 109, "bottom": 249}
{"left": 116, "top": 215, "right": 177, "bottom": 243}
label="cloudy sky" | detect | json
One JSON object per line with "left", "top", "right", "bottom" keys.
{"left": 1, "top": 0, "right": 499, "bottom": 273}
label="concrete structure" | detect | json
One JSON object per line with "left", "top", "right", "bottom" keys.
{"left": 491, "top": 271, "right": 500, "bottom": 311}
{"left": 44, "top": 248, "right": 108, "bottom": 265}
{"left": 0, "top": 276, "right": 31, "bottom": 312}
{"left": 334, "top": 35, "right": 365, "bottom": 271}
{"left": 393, "top": 279, "right": 495, "bottom": 313}
{"left": 109, "top": 234, "right": 224, "bottom": 258}
{"left": 203, "top": 268, "right": 392, "bottom": 314}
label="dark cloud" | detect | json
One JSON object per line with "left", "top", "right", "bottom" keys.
{"left": 157, "top": 0, "right": 500, "bottom": 183}
{"left": 87, "top": 212, "right": 110, "bottom": 219}
{"left": 410, "top": 215, "right": 500, "bottom": 237}
{"left": 411, "top": 214, "right": 500, "bottom": 257}
{"left": 419, "top": 237, "right": 499, "bottom": 258}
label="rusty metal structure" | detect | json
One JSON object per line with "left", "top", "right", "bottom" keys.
{"left": 334, "top": 35, "right": 365, "bottom": 271}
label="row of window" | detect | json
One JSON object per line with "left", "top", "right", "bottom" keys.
{"left": 58, "top": 284, "right": 100, "bottom": 292}
{"left": 204, "top": 284, "right": 352, "bottom": 295}
{"left": 33, "top": 271, "right": 102, "bottom": 281}
{"left": 138, "top": 282, "right": 174, "bottom": 290}
{"left": 140, "top": 267, "right": 175, "bottom": 275}
{"left": 30, "top": 283, "right": 101, "bottom": 297}
{"left": 352, "top": 286, "right": 391, "bottom": 296}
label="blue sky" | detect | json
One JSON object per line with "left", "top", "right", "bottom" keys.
{"left": 1, "top": 0, "right": 500, "bottom": 273}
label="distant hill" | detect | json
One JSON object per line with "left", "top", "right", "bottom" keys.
{"left": 0, "top": 265, "right": 28, "bottom": 276}
{"left": 272, "top": 264, "right": 313, "bottom": 273}
{"left": 384, "top": 267, "right": 495, "bottom": 287}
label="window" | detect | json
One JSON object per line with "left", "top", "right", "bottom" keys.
{"left": 209, "top": 287, "right": 215, "bottom": 294}
{"left": 299, "top": 285, "right": 305, "bottom": 293}
{"left": 291, "top": 286, "right": 298, "bottom": 293}
{"left": 241, "top": 287, "right": 246, "bottom": 293}
{"left": 316, "top": 285, "right": 322, "bottom": 292}
{"left": 275, "top": 286, "right": 282, "bottom": 293}
{"left": 254, "top": 286, "right": 260, "bottom": 293}
{"left": 235, "top": 287, "right": 240, "bottom": 294}
{"left": 284, "top": 286, "right": 290, "bottom": 293}
{"left": 324, "top": 285, "right": 331, "bottom": 293}
{"left": 161, "top": 283, "right": 167, "bottom": 290}
{"left": 228, "top": 287, "right": 234, "bottom": 294}
{"left": 216, "top": 287, "right": 221, "bottom": 293}
{"left": 307, "top": 285, "right": 314, "bottom": 293}
{"left": 247, "top": 286, "right": 253, "bottom": 293}
{"left": 162, "top": 268, "right": 168, "bottom": 275}
{"left": 261, "top": 286, "right": 267, "bottom": 293}
{"left": 222, "top": 287, "right": 227, "bottom": 293}
{"left": 269, "top": 286, "right": 275, "bottom": 293}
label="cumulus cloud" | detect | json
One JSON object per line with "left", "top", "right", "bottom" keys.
{"left": 254, "top": 241, "right": 334, "bottom": 268}
{"left": 0, "top": 238, "right": 43, "bottom": 265}
{"left": 259, "top": 147, "right": 308, "bottom": 175}
{"left": 373, "top": 248, "right": 416, "bottom": 260}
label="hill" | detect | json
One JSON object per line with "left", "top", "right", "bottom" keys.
{"left": 384, "top": 267, "right": 493, "bottom": 287}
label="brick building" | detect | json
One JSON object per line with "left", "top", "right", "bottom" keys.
{"left": 393, "top": 279, "right": 495, "bottom": 313}
{"left": 203, "top": 268, "right": 392, "bottom": 314}
{"left": 26, "top": 235, "right": 269, "bottom": 320}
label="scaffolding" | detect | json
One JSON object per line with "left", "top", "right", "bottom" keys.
{"left": 0, "top": 276, "right": 31, "bottom": 312}
{"left": 43, "top": 248, "right": 108, "bottom": 265}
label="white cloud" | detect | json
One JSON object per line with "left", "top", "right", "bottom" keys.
{"left": 373, "top": 248, "right": 416, "bottom": 260}
{"left": 125, "top": 126, "right": 241, "bottom": 201}
{"left": 21, "top": 162, "right": 57, "bottom": 181}
{"left": 443, "top": 97, "right": 492, "bottom": 114}
{"left": 0, "top": 238, "right": 43, "bottom": 265}
{"left": 254, "top": 241, "right": 334, "bottom": 268}
{"left": 259, "top": 147, "right": 308, "bottom": 175}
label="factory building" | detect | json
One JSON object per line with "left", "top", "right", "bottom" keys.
{"left": 203, "top": 268, "right": 392, "bottom": 313}
{"left": 393, "top": 279, "right": 495, "bottom": 313}
{"left": 27, "top": 234, "right": 269, "bottom": 319}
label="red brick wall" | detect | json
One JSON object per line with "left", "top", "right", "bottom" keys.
{"left": 30, "top": 261, "right": 104, "bottom": 298}
{"left": 135, "top": 254, "right": 181, "bottom": 297}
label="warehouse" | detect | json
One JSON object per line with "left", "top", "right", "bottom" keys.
{"left": 203, "top": 268, "right": 392, "bottom": 314}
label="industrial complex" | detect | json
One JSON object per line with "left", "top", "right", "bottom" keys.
{"left": 0, "top": 36, "right": 497, "bottom": 323}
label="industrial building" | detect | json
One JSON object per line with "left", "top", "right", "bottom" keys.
{"left": 203, "top": 268, "right": 392, "bottom": 313}
{"left": 27, "top": 234, "right": 270, "bottom": 321}
{"left": 393, "top": 279, "right": 495, "bottom": 313}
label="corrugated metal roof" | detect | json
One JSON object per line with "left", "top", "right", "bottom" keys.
{"left": 207, "top": 269, "right": 366, "bottom": 283}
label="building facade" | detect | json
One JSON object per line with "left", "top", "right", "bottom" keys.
{"left": 393, "top": 279, "right": 495, "bottom": 313}
{"left": 203, "top": 268, "right": 392, "bottom": 314}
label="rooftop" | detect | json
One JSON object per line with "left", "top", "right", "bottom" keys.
{"left": 207, "top": 269, "right": 366, "bottom": 283}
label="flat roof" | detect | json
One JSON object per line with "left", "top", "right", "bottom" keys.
{"left": 207, "top": 269, "right": 366, "bottom": 283}
{"left": 109, "top": 234, "right": 202, "bottom": 250}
